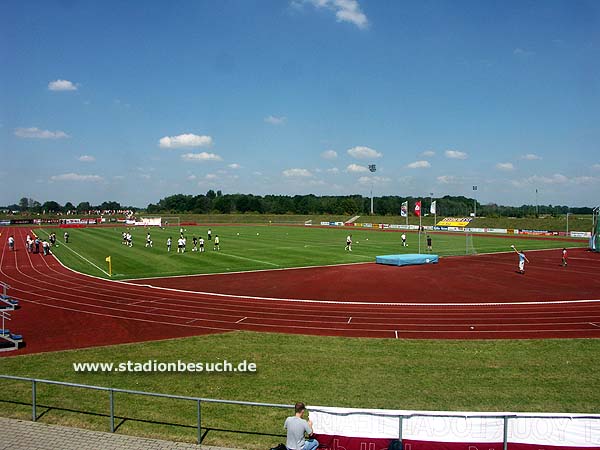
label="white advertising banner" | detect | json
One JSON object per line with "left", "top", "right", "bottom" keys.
{"left": 309, "top": 406, "right": 600, "bottom": 449}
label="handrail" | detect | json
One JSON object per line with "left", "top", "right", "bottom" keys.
{"left": 1, "top": 374, "right": 598, "bottom": 448}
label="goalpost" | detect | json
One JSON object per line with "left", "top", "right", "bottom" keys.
{"left": 465, "top": 232, "right": 477, "bottom": 255}
{"left": 142, "top": 216, "right": 180, "bottom": 228}
{"left": 161, "top": 216, "right": 181, "bottom": 228}
{"left": 592, "top": 207, "right": 600, "bottom": 252}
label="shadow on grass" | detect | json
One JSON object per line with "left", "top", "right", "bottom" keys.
{"left": 0, "top": 399, "right": 285, "bottom": 443}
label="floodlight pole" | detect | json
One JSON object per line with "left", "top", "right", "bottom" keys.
{"left": 536, "top": 188, "right": 539, "bottom": 217}
{"left": 368, "top": 164, "right": 376, "bottom": 215}
{"left": 473, "top": 185, "right": 477, "bottom": 217}
{"left": 566, "top": 211, "right": 570, "bottom": 236}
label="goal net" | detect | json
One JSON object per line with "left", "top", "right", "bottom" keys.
{"left": 160, "top": 216, "right": 181, "bottom": 228}
{"left": 592, "top": 207, "right": 599, "bottom": 252}
{"left": 465, "top": 232, "right": 477, "bottom": 255}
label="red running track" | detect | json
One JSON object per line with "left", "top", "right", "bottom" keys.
{"left": 1, "top": 227, "right": 600, "bottom": 355}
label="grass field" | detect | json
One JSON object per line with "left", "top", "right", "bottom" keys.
{"left": 1, "top": 332, "right": 599, "bottom": 449}
{"left": 36, "top": 225, "right": 585, "bottom": 280}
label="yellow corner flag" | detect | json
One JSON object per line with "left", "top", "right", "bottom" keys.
{"left": 105, "top": 256, "right": 112, "bottom": 277}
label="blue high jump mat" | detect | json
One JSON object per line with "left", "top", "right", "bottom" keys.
{"left": 376, "top": 254, "right": 439, "bottom": 266}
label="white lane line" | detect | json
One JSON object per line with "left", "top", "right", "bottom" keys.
{"left": 347, "top": 317, "right": 352, "bottom": 324}
{"left": 236, "top": 316, "right": 247, "bottom": 324}
{"left": 590, "top": 322, "right": 600, "bottom": 328}
{"left": 395, "top": 330, "right": 399, "bottom": 339}
{"left": 37, "top": 229, "right": 111, "bottom": 277}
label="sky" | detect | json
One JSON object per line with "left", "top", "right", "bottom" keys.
{"left": 1, "top": 0, "right": 599, "bottom": 208}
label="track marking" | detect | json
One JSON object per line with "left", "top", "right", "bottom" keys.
{"left": 395, "top": 330, "right": 399, "bottom": 339}
{"left": 37, "top": 229, "right": 111, "bottom": 277}
{"left": 236, "top": 317, "right": 247, "bottom": 324}
{"left": 590, "top": 322, "right": 600, "bottom": 328}
{"left": 347, "top": 317, "right": 352, "bottom": 324}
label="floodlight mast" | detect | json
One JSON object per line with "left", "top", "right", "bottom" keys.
{"left": 368, "top": 164, "right": 376, "bottom": 215}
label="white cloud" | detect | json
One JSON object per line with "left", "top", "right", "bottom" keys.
{"left": 50, "top": 173, "right": 103, "bottom": 182}
{"left": 326, "top": 167, "right": 339, "bottom": 174}
{"left": 572, "top": 176, "right": 598, "bottom": 185}
{"left": 346, "top": 163, "right": 369, "bottom": 173}
{"left": 437, "top": 175, "right": 461, "bottom": 184}
{"left": 321, "top": 149, "right": 338, "bottom": 160}
{"left": 513, "top": 47, "right": 534, "bottom": 57}
{"left": 359, "top": 175, "right": 390, "bottom": 185}
{"left": 264, "top": 115, "right": 286, "bottom": 125}
{"left": 496, "top": 162, "right": 514, "bottom": 171}
{"left": 347, "top": 146, "right": 382, "bottom": 159}
{"left": 159, "top": 133, "right": 213, "bottom": 148}
{"left": 78, "top": 155, "right": 95, "bottom": 162}
{"left": 187, "top": 175, "right": 197, "bottom": 181}
{"left": 228, "top": 163, "right": 241, "bottom": 169}
{"left": 593, "top": 164, "right": 600, "bottom": 170}
{"left": 15, "top": 127, "right": 69, "bottom": 139}
{"left": 48, "top": 79, "right": 77, "bottom": 91}
{"left": 205, "top": 174, "right": 218, "bottom": 180}
{"left": 445, "top": 150, "right": 468, "bottom": 160}
{"left": 283, "top": 168, "right": 312, "bottom": 177}
{"left": 520, "top": 153, "right": 542, "bottom": 160}
{"left": 407, "top": 160, "right": 431, "bottom": 169}
{"left": 181, "top": 152, "right": 223, "bottom": 162}
{"left": 512, "top": 173, "right": 569, "bottom": 187}
{"left": 301, "top": 0, "right": 369, "bottom": 29}
{"left": 421, "top": 150, "right": 436, "bottom": 157}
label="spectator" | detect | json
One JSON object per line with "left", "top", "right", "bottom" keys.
{"left": 284, "top": 402, "right": 318, "bottom": 450}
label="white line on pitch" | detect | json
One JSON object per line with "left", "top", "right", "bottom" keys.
{"left": 216, "top": 252, "right": 279, "bottom": 267}
{"left": 347, "top": 317, "right": 352, "bottom": 324}
{"left": 590, "top": 322, "right": 600, "bottom": 328}
{"left": 236, "top": 317, "right": 247, "bottom": 323}
{"left": 37, "top": 229, "right": 111, "bottom": 277}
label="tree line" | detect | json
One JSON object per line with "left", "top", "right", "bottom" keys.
{"left": 3, "top": 193, "right": 593, "bottom": 217}
{"left": 147, "top": 191, "right": 593, "bottom": 217}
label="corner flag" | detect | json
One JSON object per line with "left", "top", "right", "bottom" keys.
{"left": 105, "top": 256, "right": 112, "bottom": 277}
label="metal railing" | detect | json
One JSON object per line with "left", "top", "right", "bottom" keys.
{"left": 1, "top": 375, "right": 599, "bottom": 448}
{"left": 0, "top": 374, "right": 292, "bottom": 445}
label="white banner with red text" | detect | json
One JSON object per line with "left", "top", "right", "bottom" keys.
{"left": 309, "top": 406, "right": 600, "bottom": 450}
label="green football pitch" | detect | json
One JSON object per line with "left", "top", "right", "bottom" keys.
{"left": 37, "top": 225, "right": 585, "bottom": 280}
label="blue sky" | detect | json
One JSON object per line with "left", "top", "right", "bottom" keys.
{"left": 1, "top": 0, "right": 599, "bottom": 208}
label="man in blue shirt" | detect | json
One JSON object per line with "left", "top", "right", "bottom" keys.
{"left": 512, "top": 245, "right": 530, "bottom": 274}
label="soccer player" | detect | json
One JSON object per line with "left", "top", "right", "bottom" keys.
{"left": 426, "top": 235, "right": 432, "bottom": 252}
{"left": 561, "top": 248, "right": 568, "bottom": 267}
{"left": 213, "top": 235, "right": 220, "bottom": 250}
{"left": 401, "top": 233, "right": 407, "bottom": 247}
{"left": 345, "top": 234, "right": 352, "bottom": 251}
{"left": 167, "top": 237, "right": 172, "bottom": 252}
{"left": 198, "top": 236, "right": 205, "bottom": 252}
{"left": 207, "top": 228, "right": 212, "bottom": 240}
{"left": 146, "top": 232, "right": 153, "bottom": 248}
{"left": 64, "top": 231, "right": 69, "bottom": 243}
{"left": 177, "top": 237, "right": 184, "bottom": 253}
{"left": 192, "top": 236, "right": 198, "bottom": 252}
